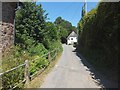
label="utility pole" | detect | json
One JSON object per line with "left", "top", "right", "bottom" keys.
{"left": 84, "top": 0, "right": 87, "bottom": 15}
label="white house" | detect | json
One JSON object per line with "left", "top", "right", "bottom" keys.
{"left": 67, "top": 31, "right": 77, "bottom": 45}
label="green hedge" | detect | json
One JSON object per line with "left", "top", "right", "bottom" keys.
{"left": 77, "top": 2, "right": 119, "bottom": 73}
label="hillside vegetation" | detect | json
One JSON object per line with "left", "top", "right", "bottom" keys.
{"left": 77, "top": 2, "right": 119, "bottom": 81}
{"left": 2, "top": 2, "right": 78, "bottom": 88}
{"left": 2, "top": 2, "right": 63, "bottom": 89}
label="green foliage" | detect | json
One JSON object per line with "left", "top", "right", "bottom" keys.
{"left": 2, "top": 45, "right": 25, "bottom": 70}
{"left": 2, "top": 2, "right": 63, "bottom": 89}
{"left": 45, "top": 22, "right": 59, "bottom": 41}
{"left": 15, "top": 2, "right": 62, "bottom": 51}
{"left": 28, "top": 43, "right": 48, "bottom": 56}
{"left": 28, "top": 43, "right": 49, "bottom": 75}
{"left": 40, "top": 22, "right": 61, "bottom": 50}
{"left": 30, "top": 56, "right": 49, "bottom": 75}
{"left": 77, "top": 2, "right": 119, "bottom": 76}
{"left": 2, "top": 46, "right": 26, "bottom": 89}
{"left": 58, "top": 26, "right": 68, "bottom": 38}
{"left": 15, "top": 2, "right": 47, "bottom": 49}
{"left": 2, "top": 67, "right": 24, "bottom": 89}
{"left": 54, "top": 17, "right": 77, "bottom": 43}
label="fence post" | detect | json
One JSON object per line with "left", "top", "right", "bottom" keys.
{"left": 55, "top": 48, "right": 57, "bottom": 58}
{"left": 48, "top": 52, "right": 51, "bottom": 62}
{"left": 24, "top": 60, "right": 30, "bottom": 88}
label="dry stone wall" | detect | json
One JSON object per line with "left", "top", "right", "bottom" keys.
{"left": 0, "top": 2, "right": 17, "bottom": 58}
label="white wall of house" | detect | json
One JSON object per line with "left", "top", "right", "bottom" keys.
{"left": 67, "top": 37, "right": 77, "bottom": 45}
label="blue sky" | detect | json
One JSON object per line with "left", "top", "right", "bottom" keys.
{"left": 36, "top": 2, "right": 98, "bottom": 27}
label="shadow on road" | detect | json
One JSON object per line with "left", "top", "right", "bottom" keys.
{"left": 72, "top": 48, "right": 118, "bottom": 88}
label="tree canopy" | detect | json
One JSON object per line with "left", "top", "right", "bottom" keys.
{"left": 54, "top": 17, "right": 77, "bottom": 43}
{"left": 15, "top": 2, "right": 61, "bottom": 50}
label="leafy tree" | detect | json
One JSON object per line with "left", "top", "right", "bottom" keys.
{"left": 44, "top": 22, "right": 59, "bottom": 41}
{"left": 54, "top": 17, "right": 77, "bottom": 43}
{"left": 15, "top": 2, "right": 48, "bottom": 49}
{"left": 15, "top": 2, "right": 62, "bottom": 51}
{"left": 42, "top": 22, "right": 59, "bottom": 50}
{"left": 54, "top": 17, "right": 63, "bottom": 25}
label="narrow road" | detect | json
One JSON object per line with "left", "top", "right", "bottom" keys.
{"left": 41, "top": 44, "right": 101, "bottom": 88}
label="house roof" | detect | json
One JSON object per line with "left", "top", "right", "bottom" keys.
{"left": 67, "top": 31, "right": 77, "bottom": 39}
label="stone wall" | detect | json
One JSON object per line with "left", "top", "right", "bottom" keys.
{"left": 0, "top": 2, "right": 17, "bottom": 88}
{"left": 0, "top": 2, "right": 2, "bottom": 89}
{"left": 0, "top": 2, "right": 17, "bottom": 58}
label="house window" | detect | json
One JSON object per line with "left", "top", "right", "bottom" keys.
{"left": 71, "top": 38, "right": 73, "bottom": 40}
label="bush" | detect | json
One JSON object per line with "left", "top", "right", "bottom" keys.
{"left": 30, "top": 56, "right": 49, "bottom": 75}
{"left": 2, "top": 45, "right": 26, "bottom": 89}
{"left": 28, "top": 43, "right": 48, "bottom": 56}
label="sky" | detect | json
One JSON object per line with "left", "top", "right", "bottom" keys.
{"left": 36, "top": 2, "right": 99, "bottom": 27}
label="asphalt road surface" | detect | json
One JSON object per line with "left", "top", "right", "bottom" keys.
{"left": 41, "top": 44, "right": 101, "bottom": 88}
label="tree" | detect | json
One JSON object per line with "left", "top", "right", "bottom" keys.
{"left": 15, "top": 2, "right": 48, "bottom": 49}
{"left": 54, "top": 17, "right": 63, "bottom": 25}
{"left": 54, "top": 17, "right": 77, "bottom": 43}
{"left": 42, "top": 22, "right": 59, "bottom": 49}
